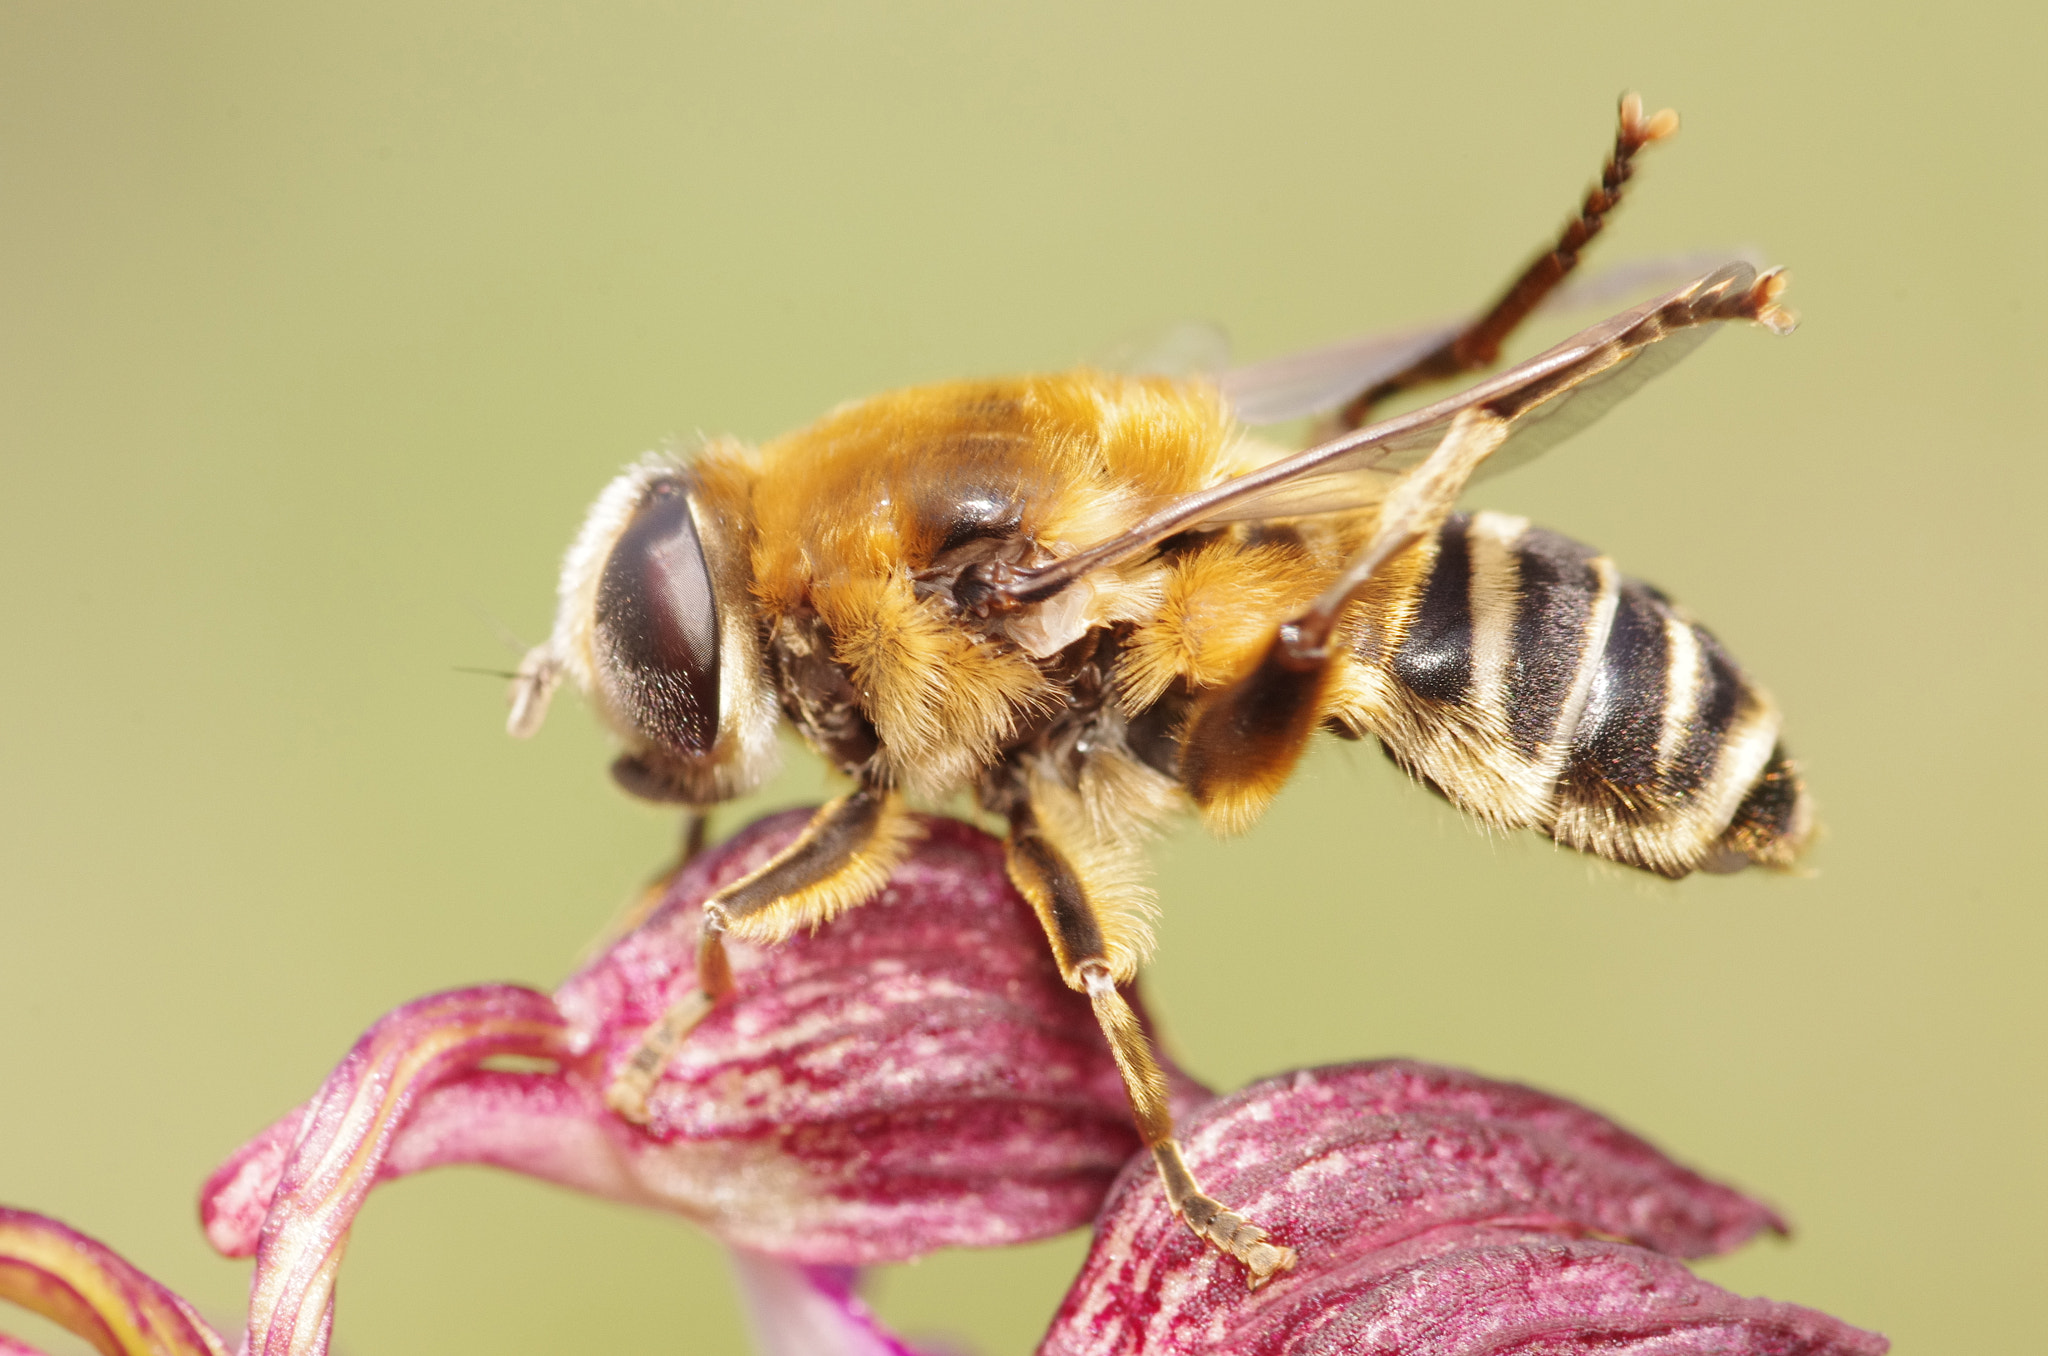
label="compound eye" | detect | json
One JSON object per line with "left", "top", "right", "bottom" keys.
{"left": 594, "top": 482, "right": 721, "bottom": 756}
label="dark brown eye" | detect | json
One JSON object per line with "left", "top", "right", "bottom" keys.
{"left": 594, "top": 484, "right": 720, "bottom": 756}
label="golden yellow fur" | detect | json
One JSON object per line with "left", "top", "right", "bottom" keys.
{"left": 821, "top": 569, "right": 1052, "bottom": 796}
{"left": 1119, "top": 539, "right": 1328, "bottom": 711}
{"left": 737, "top": 374, "right": 1270, "bottom": 804}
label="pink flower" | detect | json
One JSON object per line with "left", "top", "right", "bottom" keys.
{"left": 0, "top": 1206, "right": 231, "bottom": 1356}
{"left": 201, "top": 810, "right": 1190, "bottom": 1354}
{"left": 1043, "top": 1061, "right": 1888, "bottom": 1355}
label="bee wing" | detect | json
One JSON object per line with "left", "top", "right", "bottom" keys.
{"left": 1540, "top": 248, "right": 1765, "bottom": 316}
{"left": 1196, "top": 299, "right": 1728, "bottom": 522}
{"left": 996, "top": 263, "right": 1793, "bottom": 608}
{"left": 1216, "top": 251, "right": 1760, "bottom": 427}
{"left": 1217, "top": 322, "right": 1464, "bottom": 426}
{"left": 1197, "top": 262, "right": 1790, "bottom": 523}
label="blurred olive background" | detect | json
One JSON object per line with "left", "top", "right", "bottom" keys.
{"left": 2, "top": 4, "right": 2040, "bottom": 1352}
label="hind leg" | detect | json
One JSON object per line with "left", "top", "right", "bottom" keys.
{"left": 1330, "top": 93, "right": 1680, "bottom": 429}
{"left": 1007, "top": 809, "right": 1297, "bottom": 1288}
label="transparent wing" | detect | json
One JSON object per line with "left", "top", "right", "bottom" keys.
{"left": 1218, "top": 322, "right": 1462, "bottom": 426}
{"left": 1198, "top": 317, "right": 1724, "bottom": 521}
{"left": 1216, "top": 251, "right": 1759, "bottom": 427}
{"left": 1196, "top": 263, "right": 1785, "bottom": 523}
{"left": 988, "top": 263, "right": 1794, "bottom": 610}
{"left": 1541, "top": 248, "right": 1762, "bottom": 316}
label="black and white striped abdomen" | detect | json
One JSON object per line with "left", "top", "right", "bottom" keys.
{"left": 1356, "top": 510, "right": 1810, "bottom": 878}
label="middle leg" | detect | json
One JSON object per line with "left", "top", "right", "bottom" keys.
{"left": 1006, "top": 807, "right": 1298, "bottom": 1287}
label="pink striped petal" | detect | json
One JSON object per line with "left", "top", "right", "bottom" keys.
{"left": 1042, "top": 1062, "right": 1886, "bottom": 1356}
{"left": 0, "top": 1206, "right": 231, "bottom": 1356}
{"left": 202, "top": 811, "right": 1183, "bottom": 1352}
{"left": 1178, "top": 1226, "right": 1884, "bottom": 1356}
{"left": 550, "top": 811, "right": 1197, "bottom": 1259}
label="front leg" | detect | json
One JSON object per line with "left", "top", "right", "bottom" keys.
{"left": 1006, "top": 806, "right": 1299, "bottom": 1287}
{"left": 606, "top": 786, "right": 920, "bottom": 1122}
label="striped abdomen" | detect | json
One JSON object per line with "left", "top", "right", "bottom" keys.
{"left": 1357, "top": 510, "right": 1809, "bottom": 878}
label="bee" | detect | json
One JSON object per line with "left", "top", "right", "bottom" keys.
{"left": 507, "top": 96, "right": 1804, "bottom": 1286}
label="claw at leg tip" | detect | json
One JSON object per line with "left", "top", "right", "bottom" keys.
{"left": 1243, "top": 1240, "right": 1299, "bottom": 1290}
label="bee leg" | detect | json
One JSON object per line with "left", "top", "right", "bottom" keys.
{"left": 1091, "top": 968, "right": 1298, "bottom": 1289}
{"left": 1185, "top": 408, "right": 1511, "bottom": 831}
{"left": 1006, "top": 818, "right": 1298, "bottom": 1288}
{"left": 606, "top": 787, "right": 919, "bottom": 1123}
{"left": 1330, "top": 93, "right": 1679, "bottom": 430}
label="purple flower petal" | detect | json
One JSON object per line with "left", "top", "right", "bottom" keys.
{"left": 1043, "top": 1062, "right": 1886, "bottom": 1356}
{"left": 0, "top": 1206, "right": 231, "bottom": 1356}
{"left": 202, "top": 812, "right": 1191, "bottom": 1350}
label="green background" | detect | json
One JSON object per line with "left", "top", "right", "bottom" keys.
{"left": 2, "top": 4, "right": 2039, "bottom": 1352}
